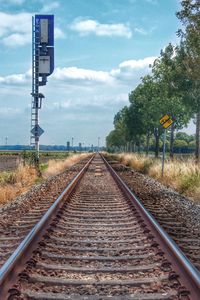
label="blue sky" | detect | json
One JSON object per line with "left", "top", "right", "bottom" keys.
{"left": 0, "top": 0, "right": 195, "bottom": 146}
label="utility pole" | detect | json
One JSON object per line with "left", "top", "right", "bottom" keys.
{"left": 71, "top": 137, "right": 74, "bottom": 150}
{"left": 98, "top": 137, "right": 100, "bottom": 152}
{"left": 5, "top": 137, "right": 8, "bottom": 148}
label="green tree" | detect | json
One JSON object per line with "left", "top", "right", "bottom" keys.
{"left": 176, "top": 132, "right": 195, "bottom": 143}
{"left": 176, "top": 0, "right": 200, "bottom": 161}
{"left": 174, "top": 139, "right": 188, "bottom": 148}
{"left": 113, "top": 106, "right": 130, "bottom": 150}
{"left": 189, "top": 140, "right": 195, "bottom": 149}
{"left": 130, "top": 75, "right": 171, "bottom": 157}
{"left": 152, "top": 43, "right": 191, "bottom": 159}
{"left": 106, "top": 129, "right": 126, "bottom": 151}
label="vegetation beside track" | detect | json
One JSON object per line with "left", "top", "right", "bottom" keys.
{"left": 108, "top": 153, "right": 200, "bottom": 203}
{"left": 0, "top": 152, "right": 90, "bottom": 206}
{"left": 106, "top": 1, "right": 200, "bottom": 161}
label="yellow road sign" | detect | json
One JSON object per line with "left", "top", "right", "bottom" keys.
{"left": 163, "top": 118, "right": 173, "bottom": 129}
{"left": 160, "top": 114, "right": 170, "bottom": 125}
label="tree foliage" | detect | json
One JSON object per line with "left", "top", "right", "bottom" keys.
{"left": 106, "top": 0, "right": 199, "bottom": 159}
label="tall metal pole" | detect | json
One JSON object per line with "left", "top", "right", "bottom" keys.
{"left": 161, "top": 129, "right": 167, "bottom": 177}
{"left": 31, "top": 15, "right": 54, "bottom": 171}
{"left": 31, "top": 16, "right": 34, "bottom": 148}
{"left": 31, "top": 16, "right": 41, "bottom": 168}
{"left": 34, "top": 17, "right": 40, "bottom": 161}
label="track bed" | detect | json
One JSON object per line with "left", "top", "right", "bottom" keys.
{"left": 0, "top": 155, "right": 199, "bottom": 299}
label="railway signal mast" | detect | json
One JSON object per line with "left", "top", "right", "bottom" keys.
{"left": 31, "top": 15, "right": 54, "bottom": 166}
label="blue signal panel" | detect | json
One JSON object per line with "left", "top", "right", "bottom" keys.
{"left": 35, "top": 15, "right": 54, "bottom": 76}
{"left": 35, "top": 15, "right": 54, "bottom": 47}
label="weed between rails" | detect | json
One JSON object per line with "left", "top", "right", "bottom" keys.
{"left": 110, "top": 153, "right": 200, "bottom": 203}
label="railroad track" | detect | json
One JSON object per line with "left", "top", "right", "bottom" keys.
{"left": 0, "top": 157, "right": 91, "bottom": 268}
{"left": 105, "top": 157, "right": 200, "bottom": 273}
{"left": 0, "top": 154, "right": 199, "bottom": 299}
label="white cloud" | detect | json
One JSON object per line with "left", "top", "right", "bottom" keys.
{"left": 2, "top": 33, "right": 31, "bottom": 47}
{"left": 0, "top": 57, "right": 156, "bottom": 88}
{"left": 0, "top": 12, "right": 31, "bottom": 36}
{"left": 135, "top": 27, "right": 148, "bottom": 35}
{"left": 111, "top": 57, "right": 156, "bottom": 82}
{"left": 70, "top": 18, "right": 132, "bottom": 38}
{"left": 0, "top": 12, "right": 64, "bottom": 47}
{"left": 118, "top": 57, "right": 156, "bottom": 69}
{"left": 134, "top": 26, "right": 157, "bottom": 36}
{"left": 41, "top": 1, "right": 60, "bottom": 13}
{"left": 0, "top": 69, "right": 31, "bottom": 85}
{"left": 0, "top": 12, "right": 32, "bottom": 46}
{"left": 0, "top": 56, "right": 163, "bottom": 144}
{"left": 53, "top": 67, "right": 113, "bottom": 84}
{"left": 54, "top": 27, "right": 65, "bottom": 39}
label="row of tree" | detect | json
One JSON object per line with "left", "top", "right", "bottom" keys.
{"left": 107, "top": 131, "right": 195, "bottom": 154}
{"left": 106, "top": 0, "right": 200, "bottom": 160}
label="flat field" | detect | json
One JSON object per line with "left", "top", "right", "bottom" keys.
{"left": 0, "top": 151, "right": 73, "bottom": 171}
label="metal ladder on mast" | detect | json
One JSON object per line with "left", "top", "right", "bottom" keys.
{"left": 30, "top": 18, "right": 39, "bottom": 148}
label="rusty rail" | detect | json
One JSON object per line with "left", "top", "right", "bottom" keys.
{"left": 101, "top": 154, "right": 200, "bottom": 299}
{"left": 0, "top": 155, "right": 94, "bottom": 298}
{"left": 0, "top": 153, "right": 199, "bottom": 299}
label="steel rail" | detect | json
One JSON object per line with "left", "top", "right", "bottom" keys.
{"left": 101, "top": 154, "right": 200, "bottom": 299}
{"left": 0, "top": 155, "right": 94, "bottom": 298}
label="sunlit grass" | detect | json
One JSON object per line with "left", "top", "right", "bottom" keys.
{"left": 43, "top": 153, "right": 90, "bottom": 178}
{"left": 110, "top": 153, "right": 200, "bottom": 203}
{"left": 0, "top": 165, "right": 37, "bottom": 206}
{"left": 0, "top": 153, "right": 90, "bottom": 207}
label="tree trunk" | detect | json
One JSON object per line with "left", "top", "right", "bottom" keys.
{"left": 133, "top": 142, "right": 136, "bottom": 152}
{"left": 146, "top": 131, "right": 150, "bottom": 156}
{"left": 195, "top": 111, "right": 200, "bottom": 162}
{"left": 128, "top": 142, "right": 131, "bottom": 152}
{"left": 138, "top": 140, "right": 141, "bottom": 153}
{"left": 130, "top": 141, "right": 132, "bottom": 153}
{"left": 154, "top": 128, "right": 160, "bottom": 158}
{"left": 169, "top": 122, "right": 175, "bottom": 160}
{"left": 130, "top": 141, "right": 133, "bottom": 152}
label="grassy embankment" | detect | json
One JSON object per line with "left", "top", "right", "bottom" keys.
{"left": 109, "top": 153, "right": 200, "bottom": 203}
{"left": 0, "top": 152, "right": 89, "bottom": 206}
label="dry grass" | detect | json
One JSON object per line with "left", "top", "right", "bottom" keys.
{"left": 0, "top": 153, "right": 90, "bottom": 207}
{"left": 115, "top": 153, "right": 154, "bottom": 174}
{"left": 42, "top": 153, "right": 90, "bottom": 178}
{"left": 111, "top": 153, "right": 200, "bottom": 203}
{"left": 0, "top": 165, "right": 37, "bottom": 206}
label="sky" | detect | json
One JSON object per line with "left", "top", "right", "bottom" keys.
{"left": 0, "top": 0, "right": 195, "bottom": 147}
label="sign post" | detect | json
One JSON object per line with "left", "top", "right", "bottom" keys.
{"left": 159, "top": 114, "right": 174, "bottom": 177}
{"left": 161, "top": 129, "right": 167, "bottom": 177}
{"left": 31, "top": 15, "right": 54, "bottom": 169}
